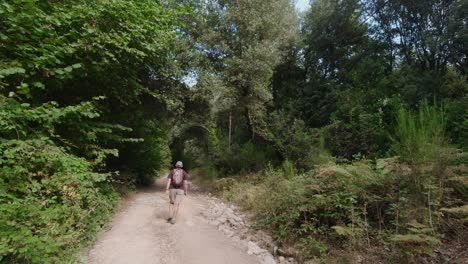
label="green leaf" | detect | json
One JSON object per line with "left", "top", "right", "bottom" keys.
{"left": 17, "top": 83, "right": 30, "bottom": 95}
{"left": 0, "top": 67, "right": 26, "bottom": 77}
{"left": 33, "top": 82, "right": 45, "bottom": 89}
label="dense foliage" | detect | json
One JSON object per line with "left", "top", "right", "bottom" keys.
{"left": 181, "top": 0, "right": 467, "bottom": 262}
{"left": 1, "top": 0, "right": 185, "bottom": 262}
{"left": 0, "top": 138, "right": 117, "bottom": 263}
{"left": 203, "top": 103, "right": 466, "bottom": 262}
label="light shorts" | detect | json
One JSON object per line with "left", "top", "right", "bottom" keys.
{"left": 169, "top": 189, "right": 185, "bottom": 204}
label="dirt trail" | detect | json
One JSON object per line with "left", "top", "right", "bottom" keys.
{"left": 85, "top": 178, "right": 260, "bottom": 264}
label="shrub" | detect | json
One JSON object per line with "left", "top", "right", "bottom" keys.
{"left": 390, "top": 221, "right": 442, "bottom": 260}
{"left": 224, "top": 181, "right": 267, "bottom": 211}
{"left": 221, "top": 151, "right": 466, "bottom": 262}
{"left": 249, "top": 165, "right": 373, "bottom": 257}
{"left": 282, "top": 160, "right": 296, "bottom": 180}
{"left": 268, "top": 111, "right": 325, "bottom": 171}
{"left": 117, "top": 120, "right": 171, "bottom": 185}
{"left": 392, "top": 100, "right": 447, "bottom": 164}
{"left": 215, "top": 140, "right": 278, "bottom": 174}
{"left": 0, "top": 139, "right": 117, "bottom": 263}
{"left": 390, "top": 100, "right": 456, "bottom": 229}
{"left": 323, "top": 111, "right": 387, "bottom": 160}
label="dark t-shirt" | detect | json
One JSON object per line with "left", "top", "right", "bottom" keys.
{"left": 167, "top": 169, "right": 189, "bottom": 189}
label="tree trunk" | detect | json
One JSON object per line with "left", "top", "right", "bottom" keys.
{"left": 246, "top": 109, "right": 255, "bottom": 141}
{"left": 228, "top": 111, "right": 232, "bottom": 151}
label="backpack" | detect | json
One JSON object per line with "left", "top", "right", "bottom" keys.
{"left": 172, "top": 168, "right": 184, "bottom": 187}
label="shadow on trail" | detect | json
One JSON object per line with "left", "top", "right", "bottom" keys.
{"left": 137, "top": 177, "right": 166, "bottom": 194}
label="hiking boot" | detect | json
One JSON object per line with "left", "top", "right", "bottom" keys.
{"left": 166, "top": 217, "right": 172, "bottom": 223}
{"left": 170, "top": 218, "right": 176, "bottom": 224}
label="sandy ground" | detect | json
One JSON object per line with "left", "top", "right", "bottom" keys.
{"left": 85, "top": 178, "right": 260, "bottom": 264}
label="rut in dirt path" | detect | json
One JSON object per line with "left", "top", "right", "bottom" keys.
{"left": 85, "top": 178, "right": 261, "bottom": 264}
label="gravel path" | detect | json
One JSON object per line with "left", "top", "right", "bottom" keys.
{"left": 84, "top": 178, "right": 262, "bottom": 264}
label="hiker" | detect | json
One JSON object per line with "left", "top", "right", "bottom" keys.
{"left": 166, "top": 161, "right": 189, "bottom": 224}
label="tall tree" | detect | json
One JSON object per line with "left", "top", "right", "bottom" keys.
{"left": 188, "top": 0, "right": 298, "bottom": 139}
{"left": 303, "top": 0, "right": 367, "bottom": 82}
{"left": 0, "top": 0, "right": 185, "bottom": 178}
{"left": 365, "top": 0, "right": 466, "bottom": 72}
{"left": 297, "top": 0, "right": 370, "bottom": 128}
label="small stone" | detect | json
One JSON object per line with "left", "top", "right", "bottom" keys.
{"left": 273, "top": 246, "right": 278, "bottom": 255}
{"left": 225, "top": 210, "right": 234, "bottom": 217}
{"left": 260, "top": 253, "right": 276, "bottom": 264}
{"left": 224, "top": 229, "right": 234, "bottom": 237}
{"left": 276, "top": 248, "right": 286, "bottom": 256}
{"left": 355, "top": 255, "right": 364, "bottom": 263}
{"left": 247, "top": 241, "right": 265, "bottom": 255}
{"left": 279, "top": 256, "right": 285, "bottom": 262}
{"left": 210, "top": 220, "right": 220, "bottom": 226}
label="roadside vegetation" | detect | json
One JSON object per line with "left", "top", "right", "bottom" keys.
{"left": 203, "top": 102, "right": 467, "bottom": 262}
{"left": 181, "top": 0, "right": 467, "bottom": 262}
{"left": 1, "top": 1, "right": 181, "bottom": 262}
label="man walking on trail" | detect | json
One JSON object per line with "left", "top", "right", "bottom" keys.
{"left": 166, "top": 161, "right": 189, "bottom": 224}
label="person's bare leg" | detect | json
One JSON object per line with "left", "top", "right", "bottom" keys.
{"left": 174, "top": 204, "right": 180, "bottom": 219}
{"left": 168, "top": 203, "right": 175, "bottom": 220}
{"left": 170, "top": 203, "right": 180, "bottom": 224}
